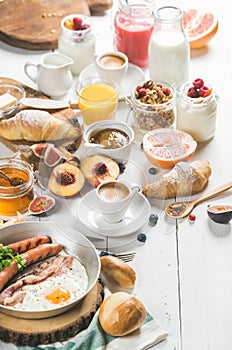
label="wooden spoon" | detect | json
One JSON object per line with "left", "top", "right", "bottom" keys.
{"left": 0, "top": 170, "right": 24, "bottom": 186}
{"left": 165, "top": 181, "right": 232, "bottom": 219}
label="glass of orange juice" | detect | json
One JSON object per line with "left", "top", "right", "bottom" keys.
{"left": 76, "top": 77, "right": 118, "bottom": 126}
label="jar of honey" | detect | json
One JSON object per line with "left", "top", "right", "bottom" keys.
{"left": 0, "top": 158, "right": 34, "bottom": 216}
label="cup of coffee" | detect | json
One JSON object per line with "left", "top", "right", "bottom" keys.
{"left": 96, "top": 180, "right": 140, "bottom": 223}
{"left": 95, "top": 51, "right": 128, "bottom": 85}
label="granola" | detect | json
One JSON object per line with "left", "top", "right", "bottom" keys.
{"left": 132, "top": 80, "right": 176, "bottom": 131}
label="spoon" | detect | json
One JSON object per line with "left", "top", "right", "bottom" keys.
{"left": 0, "top": 170, "right": 25, "bottom": 186}
{"left": 165, "top": 181, "right": 232, "bottom": 219}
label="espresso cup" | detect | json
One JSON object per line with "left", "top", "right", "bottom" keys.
{"left": 95, "top": 51, "right": 128, "bottom": 85}
{"left": 96, "top": 180, "right": 140, "bottom": 223}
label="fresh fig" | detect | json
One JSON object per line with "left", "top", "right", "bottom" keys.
{"left": 28, "top": 195, "right": 55, "bottom": 216}
{"left": 207, "top": 205, "right": 232, "bottom": 224}
{"left": 31, "top": 143, "right": 52, "bottom": 159}
{"left": 44, "top": 144, "right": 64, "bottom": 167}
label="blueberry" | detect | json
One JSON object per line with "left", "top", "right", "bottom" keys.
{"left": 149, "top": 213, "right": 159, "bottom": 225}
{"left": 118, "top": 163, "right": 126, "bottom": 173}
{"left": 148, "top": 167, "right": 157, "bottom": 175}
{"left": 137, "top": 233, "right": 147, "bottom": 243}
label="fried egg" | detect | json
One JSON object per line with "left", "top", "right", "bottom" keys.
{"left": 10, "top": 252, "right": 89, "bottom": 311}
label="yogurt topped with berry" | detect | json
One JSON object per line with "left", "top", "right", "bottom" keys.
{"left": 176, "top": 78, "right": 218, "bottom": 142}
{"left": 58, "top": 14, "right": 96, "bottom": 75}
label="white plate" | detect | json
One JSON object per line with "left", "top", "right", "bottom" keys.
{"left": 78, "top": 63, "right": 145, "bottom": 100}
{"left": 77, "top": 190, "right": 151, "bottom": 237}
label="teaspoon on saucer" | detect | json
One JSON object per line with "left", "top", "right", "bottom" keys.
{"left": 165, "top": 181, "right": 232, "bottom": 219}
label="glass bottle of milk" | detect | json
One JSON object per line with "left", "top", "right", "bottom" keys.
{"left": 148, "top": 6, "right": 190, "bottom": 90}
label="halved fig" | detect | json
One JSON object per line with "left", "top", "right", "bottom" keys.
{"left": 207, "top": 205, "right": 232, "bottom": 224}
{"left": 28, "top": 195, "right": 55, "bottom": 216}
{"left": 48, "top": 163, "right": 85, "bottom": 197}
{"left": 44, "top": 144, "right": 64, "bottom": 167}
{"left": 31, "top": 143, "right": 52, "bottom": 159}
{"left": 80, "top": 154, "right": 120, "bottom": 187}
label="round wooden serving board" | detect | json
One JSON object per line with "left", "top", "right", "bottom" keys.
{"left": 0, "top": 0, "right": 90, "bottom": 50}
{"left": 0, "top": 278, "right": 104, "bottom": 347}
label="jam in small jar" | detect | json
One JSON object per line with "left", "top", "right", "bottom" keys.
{"left": 0, "top": 158, "right": 34, "bottom": 216}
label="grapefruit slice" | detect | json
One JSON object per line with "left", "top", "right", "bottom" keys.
{"left": 143, "top": 129, "right": 197, "bottom": 169}
{"left": 183, "top": 9, "right": 218, "bottom": 49}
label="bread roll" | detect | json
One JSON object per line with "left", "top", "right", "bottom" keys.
{"left": 0, "top": 109, "right": 80, "bottom": 141}
{"left": 99, "top": 292, "right": 146, "bottom": 336}
{"left": 100, "top": 255, "right": 136, "bottom": 289}
{"left": 142, "top": 160, "right": 212, "bottom": 199}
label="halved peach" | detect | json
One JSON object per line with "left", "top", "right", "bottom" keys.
{"left": 80, "top": 154, "right": 120, "bottom": 187}
{"left": 48, "top": 163, "right": 85, "bottom": 197}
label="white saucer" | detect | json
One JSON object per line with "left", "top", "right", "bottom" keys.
{"left": 77, "top": 190, "right": 151, "bottom": 237}
{"left": 78, "top": 63, "right": 145, "bottom": 101}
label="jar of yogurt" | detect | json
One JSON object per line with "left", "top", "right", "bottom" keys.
{"left": 176, "top": 79, "right": 218, "bottom": 142}
{"left": 148, "top": 6, "right": 190, "bottom": 90}
{"left": 114, "top": 0, "right": 154, "bottom": 68}
{"left": 58, "top": 14, "right": 96, "bottom": 75}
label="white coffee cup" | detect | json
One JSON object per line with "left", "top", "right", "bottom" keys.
{"left": 96, "top": 180, "right": 140, "bottom": 223}
{"left": 95, "top": 51, "right": 128, "bottom": 85}
{"left": 24, "top": 52, "right": 73, "bottom": 98}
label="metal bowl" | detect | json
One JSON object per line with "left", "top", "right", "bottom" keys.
{"left": 0, "top": 221, "right": 100, "bottom": 319}
{"left": 0, "top": 84, "right": 25, "bottom": 118}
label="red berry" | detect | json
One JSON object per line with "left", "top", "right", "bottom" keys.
{"left": 138, "top": 88, "right": 147, "bottom": 98}
{"left": 163, "top": 88, "right": 171, "bottom": 96}
{"left": 199, "top": 86, "right": 211, "bottom": 97}
{"left": 73, "top": 17, "right": 83, "bottom": 30}
{"left": 193, "top": 78, "right": 204, "bottom": 89}
{"left": 136, "top": 85, "right": 143, "bottom": 92}
{"left": 188, "top": 214, "right": 196, "bottom": 221}
{"left": 81, "top": 24, "right": 90, "bottom": 30}
{"left": 187, "top": 87, "right": 199, "bottom": 98}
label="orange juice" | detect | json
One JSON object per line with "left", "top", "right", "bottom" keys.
{"left": 78, "top": 83, "right": 118, "bottom": 125}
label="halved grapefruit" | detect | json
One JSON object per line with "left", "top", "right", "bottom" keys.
{"left": 143, "top": 129, "right": 197, "bottom": 169}
{"left": 183, "top": 9, "right": 218, "bottom": 49}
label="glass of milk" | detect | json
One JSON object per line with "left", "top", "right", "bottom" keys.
{"left": 148, "top": 6, "right": 190, "bottom": 90}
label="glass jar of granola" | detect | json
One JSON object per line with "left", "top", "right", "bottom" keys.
{"left": 130, "top": 80, "right": 176, "bottom": 132}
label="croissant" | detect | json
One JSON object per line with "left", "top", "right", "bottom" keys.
{"left": 142, "top": 160, "right": 212, "bottom": 199}
{"left": 0, "top": 110, "right": 80, "bottom": 141}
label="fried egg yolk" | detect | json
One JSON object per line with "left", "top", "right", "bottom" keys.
{"left": 45, "top": 287, "right": 71, "bottom": 304}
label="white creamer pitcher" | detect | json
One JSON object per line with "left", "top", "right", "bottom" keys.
{"left": 24, "top": 52, "right": 73, "bottom": 98}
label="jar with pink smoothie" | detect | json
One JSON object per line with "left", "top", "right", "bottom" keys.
{"left": 114, "top": 0, "right": 155, "bottom": 68}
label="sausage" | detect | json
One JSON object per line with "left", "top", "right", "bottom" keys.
{"left": 0, "top": 243, "right": 62, "bottom": 292}
{"left": 8, "top": 236, "right": 51, "bottom": 253}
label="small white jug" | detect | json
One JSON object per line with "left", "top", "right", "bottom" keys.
{"left": 24, "top": 52, "right": 73, "bottom": 98}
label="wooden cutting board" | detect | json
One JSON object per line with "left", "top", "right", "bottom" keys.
{"left": 0, "top": 278, "right": 104, "bottom": 347}
{"left": 0, "top": 0, "right": 90, "bottom": 50}
{"left": 0, "top": 77, "right": 82, "bottom": 177}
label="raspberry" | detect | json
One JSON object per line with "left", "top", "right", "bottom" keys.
{"left": 199, "top": 86, "right": 211, "bottom": 97}
{"left": 188, "top": 214, "right": 196, "bottom": 222}
{"left": 138, "top": 88, "right": 147, "bottom": 98}
{"left": 193, "top": 78, "right": 204, "bottom": 89}
{"left": 73, "top": 17, "right": 83, "bottom": 30}
{"left": 136, "top": 85, "right": 143, "bottom": 92}
{"left": 81, "top": 24, "right": 90, "bottom": 30}
{"left": 187, "top": 87, "right": 199, "bottom": 98}
{"left": 163, "top": 88, "right": 171, "bottom": 96}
